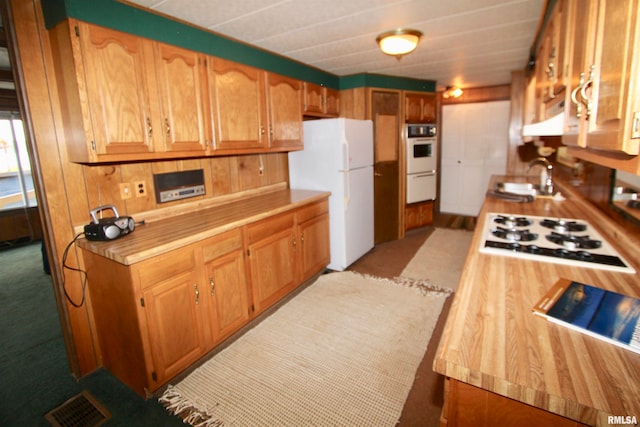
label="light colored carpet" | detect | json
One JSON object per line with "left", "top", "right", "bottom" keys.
{"left": 160, "top": 271, "right": 451, "bottom": 426}
{"left": 401, "top": 228, "right": 473, "bottom": 292}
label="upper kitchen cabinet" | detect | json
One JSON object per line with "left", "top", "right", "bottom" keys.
{"left": 208, "top": 58, "right": 267, "bottom": 152}
{"left": 533, "top": 0, "right": 571, "bottom": 121}
{"left": 562, "top": 0, "right": 640, "bottom": 171}
{"left": 208, "top": 58, "right": 303, "bottom": 153}
{"left": 265, "top": 73, "right": 304, "bottom": 150}
{"left": 153, "top": 43, "right": 209, "bottom": 153}
{"left": 534, "top": 0, "right": 571, "bottom": 119}
{"left": 405, "top": 92, "right": 436, "bottom": 123}
{"left": 49, "top": 20, "right": 208, "bottom": 163}
{"left": 303, "top": 82, "right": 340, "bottom": 118}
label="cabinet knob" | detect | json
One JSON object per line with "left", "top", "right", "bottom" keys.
{"left": 209, "top": 276, "right": 215, "bottom": 295}
{"left": 546, "top": 62, "right": 555, "bottom": 79}
{"left": 632, "top": 111, "right": 640, "bottom": 139}
{"left": 146, "top": 117, "right": 153, "bottom": 139}
{"left": 194, "top": 283, "right": 200, "bottom": 305}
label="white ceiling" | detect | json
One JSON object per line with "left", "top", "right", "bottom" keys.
{"left": 126, "top": 0, "right": 545, "bottom": 90}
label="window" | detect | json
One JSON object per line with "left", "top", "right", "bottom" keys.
{"left": 0, "top": 114, "right": 36, "bottom": 211}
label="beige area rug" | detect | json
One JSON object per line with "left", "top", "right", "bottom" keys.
{"left": 400, "top": 228, "right": 473, "bottom": 292}
{"left": 159, "top": 271, "right": 451, "bottom": 426}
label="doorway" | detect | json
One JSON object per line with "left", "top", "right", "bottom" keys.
{"left": 371, "top": 90, "right": 400, "bottom": 244}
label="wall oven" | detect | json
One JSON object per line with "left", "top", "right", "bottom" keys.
{"left": 406, "top": 124, "right": 437, "bottom": 203}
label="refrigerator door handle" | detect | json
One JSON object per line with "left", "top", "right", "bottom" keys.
{"left": 343, "top": 170, "right": 350, "bottom": 210}
{"left": 342, "top": 143, "right": 349, "bottom": 170}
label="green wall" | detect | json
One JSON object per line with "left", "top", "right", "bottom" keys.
{"left": 41, "top": 0, "right": 435, "bottom": 92}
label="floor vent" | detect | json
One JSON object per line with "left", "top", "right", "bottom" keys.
{"left": 45, "top": 391, "right": 110, "bottom": 427}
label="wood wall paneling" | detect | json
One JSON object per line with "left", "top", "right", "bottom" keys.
{"left": 9, "top": 0, "right": 98, "bottom": 375}
{"left": 508, "top": 70, "right": 528, "bottom": 176}
{"left": 441, "top": 84, "right": 511, "bottom": 105}
{"left": 120, "top": 162, "right": 154, "bottom": 213}
{"left": 338, "top": 87, "right": 368, "bottom": 119}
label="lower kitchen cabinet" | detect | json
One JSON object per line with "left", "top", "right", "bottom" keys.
{"left": 443, "top": 379, "right": 589, "bottom": 427}
{"left": 246, "top": 211, "right": 298, "bottom": 315}
{"left": 139, "top": 258, "right": 208, "bottom": 387}
{"left": 297, "top": 201, "right": 330, "bottom": 282}
{"left": 81, "top": 198, "right": 329, "bottom": 396}
{"left": 405, "top": 200, "right": 433, "bottom": 230}
{"left": 201, "top": 230, "right": 250, "bottom": 343}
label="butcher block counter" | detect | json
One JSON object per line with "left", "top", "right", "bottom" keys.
{"left": 78, "top": 188, "right": 331, "bottom": 395}
{"left": 79, "top": 188, "right": 329, "bottom": 265}
{"left": 433, "top": 176, "right": 640, "bottom": 427}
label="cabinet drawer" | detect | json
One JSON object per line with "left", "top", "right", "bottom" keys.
{"left": 296, "top": 200, "right": 329, "bottom": 223}
{"left": 137, "top": 247, "right": 197, "bottom": 289}
{"left": 201, "top": 228, "right": 243, "bottom": 263}
{"left": 246, "top": 211, "right": 295, "bottom": 244}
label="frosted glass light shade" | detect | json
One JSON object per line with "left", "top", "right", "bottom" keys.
{"left": 376, "top": 29, "right": 422, "bottom": 57}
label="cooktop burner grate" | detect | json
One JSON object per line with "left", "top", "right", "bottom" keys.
{"left": 545, "top": 232, "right": 602, "bottom": 250}
{"left": 480, "top": 212, "right": 635, "bottom": 274}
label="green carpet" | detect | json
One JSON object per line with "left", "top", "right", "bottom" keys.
{"left": 0, "top": 241, "right": 182, "bottom": 426}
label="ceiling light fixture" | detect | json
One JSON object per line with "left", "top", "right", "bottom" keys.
{"left": 443, "top": 86, "right": 464, "bottom": 99}
{"left": 376, "top": 28, "right": 422, "bottom": 59}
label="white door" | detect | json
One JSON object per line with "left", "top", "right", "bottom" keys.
{"left": 440, "top": 101, "right": 510, "bottom": 216}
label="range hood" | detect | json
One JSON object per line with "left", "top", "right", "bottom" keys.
{"left": 522, "top": 112, "right": 565, "bottom": 136}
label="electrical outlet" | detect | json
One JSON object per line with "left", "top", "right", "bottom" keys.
{"left": 119, "top": 183, "right": 132, "bottom": 200}
{"left": 134, "top": 181, "right": 147, "bottom": 198}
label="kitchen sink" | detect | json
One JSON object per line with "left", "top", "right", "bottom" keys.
{"left": 495, "top": 182, "right": 540, "bottom": 196}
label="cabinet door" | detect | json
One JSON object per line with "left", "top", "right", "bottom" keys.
{"left": 303, "top": 82, "right": 324, "bottom": 115}
{"left": 422, "top": 94, "right": 436, "bottom": 123}
{"left": 153, "top": 42, "right": 208, "bottom": 153}
{"left": 246, "top": 213, "right": 297, "bottom": 314}
{"left": 550, "top": 0, "right": 571, "bottom": 97}
{"left": 563, "top": 0, "right": 599, "bottom": 147}
{"left": 405, "top": 204, "right": 421, "bottom": 230}
{"left": 405, "top": 93, "right": 436, "bottom": 123}
{"left": 203, "top": 247, "right": 250, "bottom": 343}
{"left": 405, "top": 93, "right": 424, "bottom": 122}
{"left": 141, "top": 268, "right": 206, "bottom": 385}
{"left": 405, "top": 202, "right": 434, "bottom": 230}
{"left": 585, "top": 0, "right": 640, "bottom": 155}
{"left": 266, "top": 73, "right": 303, "bottom": 149}
{"left": 325, "top": 88, "right": 340, "bottom": 116}
{"left": 298, "top": 213, "right": 330, "bottom": 282}
{"left": 75, "top": 22, "right": 155, "bottom": 155}
{"left": 209, "top": 58, "right": 266, "bottom": 151}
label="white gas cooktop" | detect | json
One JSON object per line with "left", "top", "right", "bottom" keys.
{"left": 479, "top": 212, "right": 635, "bottom": 274}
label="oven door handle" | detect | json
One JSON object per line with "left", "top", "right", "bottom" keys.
{"left": 412, "top": 171, "right": 436, "bottom": 178}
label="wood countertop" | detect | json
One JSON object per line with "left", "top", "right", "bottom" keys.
{"left": 433, "top": 175, "right": 640, "bottom": 426}
{"left": 78, "top": 189, "right": 330, "bottom": 265}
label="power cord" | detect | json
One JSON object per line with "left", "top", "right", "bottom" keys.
{"left": 61, "top": 232, "right": 88, "bottom": 308}
{"left": 60, "top": 219, "right": 144, "bottom": 307}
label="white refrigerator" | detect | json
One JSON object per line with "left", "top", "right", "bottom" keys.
{"left": 288, "top": 118, "right": 374, "bottom": 271}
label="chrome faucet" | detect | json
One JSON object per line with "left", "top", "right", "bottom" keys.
{"left": 527, "top": 157, "right": 554, "bottom": 195}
